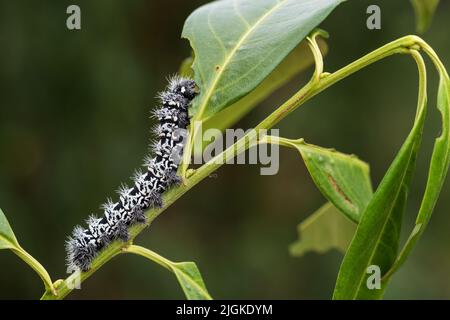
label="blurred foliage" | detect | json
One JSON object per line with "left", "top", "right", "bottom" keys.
{"left": 289, "top": 203, "right": 356, "bottom": 257}
{"left": 0, "top": 0, "right": 449, "bottom": 299}
{"left": 411, "top": 0, "right": 440, "bottom": 33}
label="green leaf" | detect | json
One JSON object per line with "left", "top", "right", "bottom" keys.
{"left": 278, "top": 138, "right": 373, "bottom": 223}
{"left": 172, "top": 262, "right": 212, "bottom": 300}
{"left": 0, "top": 208, "right": 19, "bottom": 250}
{"left": 201, "top": 39, "right": 328, "bottom": 134}
{"left": 192, "top": 39, "right": 327, "bottom": 156}
{"left": 386, "top": 69, "right": 450, "bottom": 278}
{"left": 290, "top": 203, "right": 356, "bottom": 257}
{"left": 124, "top": 245, "right": 212, "bottom": 300}
{"left": 179, "top": 56, "right": 195, "bottom": 78}
{"left": 182, "top": 0, "right": 344, "bottom": 120}
{"left": 333, "top": 126, "right": 423, "bottom": 299}
{"left": 332, "top": 52, "right": 428, "bottom": 300}
{"left": 411, "top": 0, "right": 440, "bottom": 33}
{"left": 0, "top": 208, "right": 56, "bottom": 295}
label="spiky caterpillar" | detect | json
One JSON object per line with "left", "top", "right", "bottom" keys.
{"left": 66, "top": 77, "right": 197, "bottom": 272}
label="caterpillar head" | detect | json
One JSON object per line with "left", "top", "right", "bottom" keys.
{"left": 170, "top": 77, "right": 198, "bottom": 100}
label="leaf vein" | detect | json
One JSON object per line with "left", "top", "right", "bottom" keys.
{"left": 195, "top": 0, "right": 288, "bottom": 119}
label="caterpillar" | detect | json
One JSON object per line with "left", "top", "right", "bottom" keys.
{"left": 66, "top": 77, "right": 197, "bottom": 272}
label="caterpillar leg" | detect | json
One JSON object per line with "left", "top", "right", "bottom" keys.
{"left": 114, "top": 220, "right": 130, "bottom": 242}
{"left": 131, "top": 208, "right": 148, "bottom": 224}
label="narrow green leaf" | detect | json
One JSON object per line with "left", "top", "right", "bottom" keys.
{"left": 279, "top": 138, "right": 373, "bottom": 223}
{"left": 411, "top": 0, "right": 440, "bottom": 33}
{"left": 182, "top": 0, "right": 344, "bottom": 119}
{"left": 290, "top": 203, "right": 356, "bottom": 257}
{"left": 332, "top": 52, "right": 428, "bottom": 300}
{"left": 0, "top": 208, "right": 19, "bottom": 250}
{"left": 124, "top": 245, "right": 212, "bottom": 300}
{"left": 386, "top": 71, "right": 450, "bottom": 278}
{"left": 333, "top": 122, "right": 424, "bottom": 299}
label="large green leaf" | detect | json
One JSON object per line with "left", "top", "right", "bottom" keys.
{"left": 290, "top": 203, "right": 356, "bottom": 257}
{"left": 410, "top": 0, "right": 440, "bottom": 33}
{"left": 190, "top": 39, "right": 328, "bottom": 156}
{"left": 333, "top": 53, "right": 428, "bottom": 300}
{"left": 0, "top": 208, "right": 19, "bottom": 250}
{"left": 182, "top": 0, "right": 344, "bottom": 119}
{"left": 202, "top": 39, "right": 328, "bottom": 133}
{"left": 279, "top": 138, "right": 373, "bottom": 223}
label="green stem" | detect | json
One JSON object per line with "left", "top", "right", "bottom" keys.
{"left": 40, "top": 35, "right": 442, "bottom": 300}
{"left": 122, "top": 245, "right": 173, "bottom": 271}
{"left": 13, "top": 246, "right": 56, "bottom": 295}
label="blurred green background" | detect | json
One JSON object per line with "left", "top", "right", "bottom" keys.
{"left": 0, "top": 0, "right": 449, "bottom": 299}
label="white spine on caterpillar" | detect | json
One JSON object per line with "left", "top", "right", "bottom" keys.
{"left": 66, "top": 77, "right": 197, "bottom": 272}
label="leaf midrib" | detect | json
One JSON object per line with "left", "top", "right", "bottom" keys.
{"left": 195, "top": 0, "right": 288, "bottom": 119}
{"left": 175, "top": 267, "right": 211, "bottom": 299}
{"left": 0, "top": 234, "right": 16, "bottom": 248}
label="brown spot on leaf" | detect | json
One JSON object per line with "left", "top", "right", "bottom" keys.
{"left": 215, "top": 65, "right": 220, "bottom": 71}
{"left": 327, "top": 174, "right": 356, "bottom": 210}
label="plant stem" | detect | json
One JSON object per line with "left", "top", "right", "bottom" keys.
{"left": 40, "top": 35, "right": 441, "bottom": 300}
{"left": 122, "top": 245, "right": 173, "bottom": 271}
{"left": 13, "top": 246, "right": 56, "bottom": 295}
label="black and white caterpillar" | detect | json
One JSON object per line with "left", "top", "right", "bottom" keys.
{"left": 66, "top": 77, "right": 197, "bottom": 272}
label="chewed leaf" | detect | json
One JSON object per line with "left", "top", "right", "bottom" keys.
{"left": 279, "top": 138, "right": 373, "bottom": 223}
{"left": 0, "top": 208, "right": 19, "bottom": 250}
{"left": 182, "top": 0, "right": 344, "bottom": 119}
{"left": 201, "top": 39, "right": 328, "bottom": 137}
{"left": 290, "top": 203, "right": 356, "bottom": 257}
